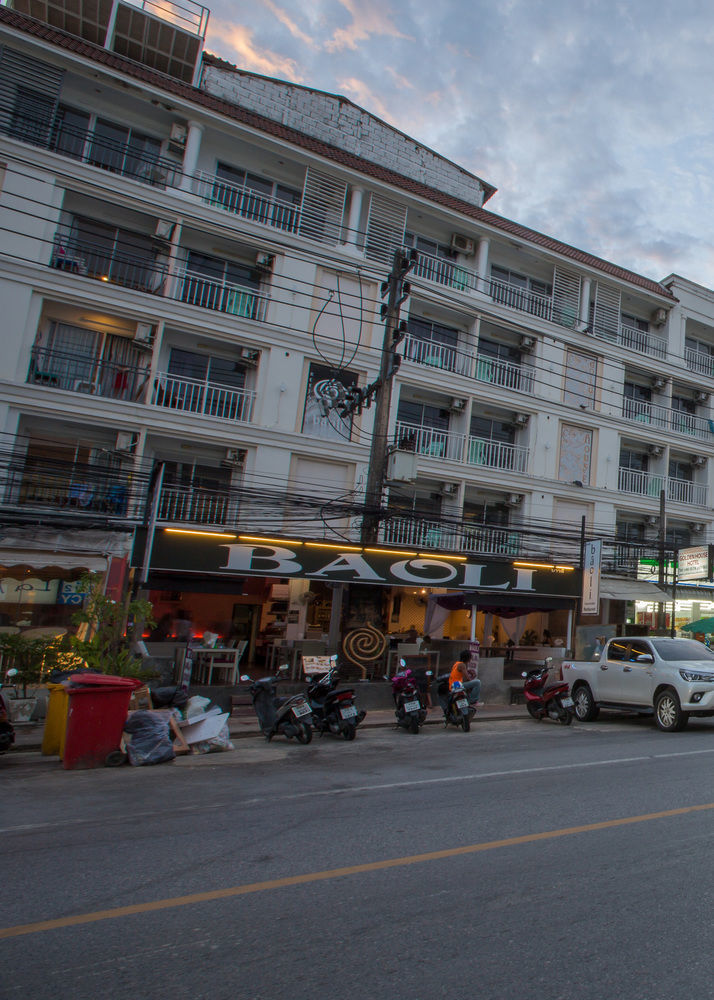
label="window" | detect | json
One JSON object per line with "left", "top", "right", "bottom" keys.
{"left": 477, "top": 337, "right": 521, "bottom": 364}
{"left": 181, "top": 250, "right": 261, "bottom": 315}
{"left": 668, "top": 458, "right": 692, "bottom": 482}
{"left": 88, "top": 118, "right": 161, "bottom": 179}
{"left": 624, "top": 382, "right": 652, "bottom": 403}
{"left": 621, "top": 312, "right": 649, "bottom": 333}
{"left": 168, "top": 349, "right": 246, "bottom": 390}
{"left": 405, "top": 317, "right": 460, "bottom": 368}
{"left": 50, "top": 105, "right": 90, "bottom": 159}
{"left": 397, "top": 400, "right": 450, "bottom": 431}
{"left": 628, "top": 641, "right": 653, "bottom": 662}
{"left": 685, "top": 335, "right": 714, "bottom": 357}
{"left": 606, "top": 640, "right": 628, "bottom": 662}
{"left": 490, "top": 265, "right": 552, "bottom": 319}
{"left": 469, "top": 414, "right": 514, "bottom": 443}
{"left": 619, "top": 449, "right": 648, "bottom": 473}
{"left": 67, "top": 218, "right": 158, "bottom": 292}
{"left": 616, "top": 520, "right": 645, "bottom": 543}
{"left": 463, "top": 501, "right": 509, "bottom": 527}
{"left": 404, "top": 232, "right": 456, "bottom": 260}
{"left": 212, "top": 162, "right": 301, "bottom": 229}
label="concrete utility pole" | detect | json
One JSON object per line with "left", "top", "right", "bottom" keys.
{"left": 360, "top": 249, "right": 415, "bottom": 545}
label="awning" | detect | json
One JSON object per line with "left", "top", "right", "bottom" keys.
{"left": 0, "top": 551, "right": 108, "bottom": 574}
{"left": 600, "top": 579, "right": 671, "bottom": 602}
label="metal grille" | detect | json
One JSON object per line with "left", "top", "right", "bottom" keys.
{"left": 592, "top": 281, "right": 621, "bottom": 341}
{"left": 552, "top": 265, "right": 581, "bottom": 329}
{"left": 298, "top": 167, "right": 347, "bottom": 246}
{"left": 364, "top": 191, "right": 407, "bottom": 264}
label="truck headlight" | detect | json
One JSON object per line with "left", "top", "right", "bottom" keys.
{"left": 679, "top": 669, "right": 714, "bottom": 682}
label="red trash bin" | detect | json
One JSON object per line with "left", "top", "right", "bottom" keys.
{"left": 63, "top": 673, "right": 142, "bottom": 770}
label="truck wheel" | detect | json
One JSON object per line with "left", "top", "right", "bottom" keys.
{"left": 573, "top": 684, "right": 599, "bottom": 722}
{"left": 654, "top": 689, "right": 689, "bottom": 732}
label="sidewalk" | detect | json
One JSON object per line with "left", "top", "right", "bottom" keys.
{"left": 10, "top": 703, "right": 530, "bottom": 751}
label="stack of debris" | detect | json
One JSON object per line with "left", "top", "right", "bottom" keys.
{"left": 121, "top": 686, "right": 233, "bottom": 766}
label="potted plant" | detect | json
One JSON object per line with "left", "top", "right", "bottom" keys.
{"left": 0, "top": 633, "right": 63, "bottom": 722}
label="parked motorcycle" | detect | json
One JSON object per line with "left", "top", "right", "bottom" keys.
{"left": 389, "top": 662, "right": 428, "bottom": 734}
{"left": 0, "top": 668, "right": 18, "bottom": 755}
{"left": 522, "top": 658, "right": 574, "bottom": 725}
{"left": 435, "top": 674, "right": 473, "bottom": 731}
{"left": 241, "top": 665, "right": 314, "bottom": 743}
{"left": 306, "top": 661, "right": 366, "bottom": 740}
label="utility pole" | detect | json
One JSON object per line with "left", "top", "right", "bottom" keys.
{"left": 360, "top": 248, "right": 415, "bottom": 545}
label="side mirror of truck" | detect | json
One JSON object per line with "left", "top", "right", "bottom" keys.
{"left": 635, "top": 653, "right": 654, "bottom": 664}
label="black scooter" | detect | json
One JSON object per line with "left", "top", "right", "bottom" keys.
{"left": 435, "top": 674, "right": 473, "bottom": 732}
{"left": 241, "top": 665, "right": 314, "bottom": 743}
{"left": 306, "top": 661, "right": 366, "bottom": 740}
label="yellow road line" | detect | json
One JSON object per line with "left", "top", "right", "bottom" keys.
{"left": 2, "top": 801, "right": 712, "bottom": 940}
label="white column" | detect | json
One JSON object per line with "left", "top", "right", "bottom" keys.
{"left": 344, "top": 186, "right": 365, "bottom": 249}
{"left": 179, "top": 122, "right": 204, "bottom": 192}
{"left": 579, "top": 278, "right": 592, "bottom": 331}
{"left": 475, "top": 237, "right": 490, "bottom": 294}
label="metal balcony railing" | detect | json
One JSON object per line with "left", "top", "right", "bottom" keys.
{"left": 12, "top": 470, "right": 129, "bottom": 516}
{"left": 402, "top": 334, "right": 472, "bottom": 376}
{"left": 593, "top": 323, "right": 667, "bottom": 359}
{"left": 158, "top": 485, "right": 233, "bottom": 526}
{"left": 685, "top": 346, "right": 714, "bottom": 377}
{"left": 488, "top": 277, "right": 553, "bottom": 323}
{"left": 175, "top": 270, "right": 269, "bottom": 322}
{"left": 461, "top": 525, "right": 521, "bottom": 556}
{"left": 622, "top": 398, "right": 712, "bottom": 440}
{"left": 474, "top": 355, "right": 535, "bottom": 393}
{"left": 152, "top": 372, "right": 256, "bottom": 422}
{"left": 381, "top": 517, "right": 521, "bottom": 555}
{"left": 618, "top": 467, "right": 707, "bottom": 506}
{"left": 668, "top": 476, "right": 708, "bottom": 506}
{"left": 28, "top": 347, "right": 148, "bottom": 401}
{"left": 411, "top": 252, "right": 476, "bottom": 293}
{"left": 466, "top": 436, "right": 529, "bottom": 473}
{"left": 50, "top": 240, "right": 167, "bottom": 294}
{"left": 195, "top": 172, "right": 301, "bottom": 234}
{"left": 394, "top": 422, "right": 465, "bottom": 462}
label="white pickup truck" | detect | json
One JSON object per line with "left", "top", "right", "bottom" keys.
{"left": 563, "top": 636, "right": 714, "bottom": 731}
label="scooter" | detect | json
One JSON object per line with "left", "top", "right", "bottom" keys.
{"left": 306, "top": 660, "right": 366, "bottom": 741}
{"left": 0, "top": 668, "right": 18, "bottom": 755}
{"left": 389, "top": 662, "right": 427, "bottom": 734}
{"left": 435, "top": 674, "right": 473, "bottom": 731}
{"left": 522, "top": 658, "right": 574, "bottom": 725}
{"left": 241, "top": 665, "right": 314, "bottom": 743}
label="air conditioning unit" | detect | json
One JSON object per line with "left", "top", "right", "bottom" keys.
{"left": 239, "top": 347, "right": 260, "bottom": 364}
{"left": 519, "top": 335, "right": 536, "bottom": 352}
{"left": 168, "top": 122, "right": 187, "bottom": 152}
{"left": 440, "top": 482, "right": 458, "bottom": 497}
{"left": 695, "top": 390, "right": 710, "bottom": 403}
{"left": 132, "top": 323, "right": 154, "bottom": 352}
{"left": 222, "top": 448, "right": 246, "bottom": 467}
{"left": 652, "top": 307, "right": 668, "bottom": 326}
{"left": 689, "top": 522, "right": 705, "bottom": 533}
{"left": 115, "top": 431, "right": 138, "bottom": 454}
{"left": 256, "top": 252, "right": 274, "bottom": 270}
{"left": 646, "top": 515, "right": 659, "bottom": 526}
{"left": 154, "top": 219, "right": 174, "bottom": 242}
{"left": 691, "top": 455, "right": 708, "bottom": 468}
{"left": 652, "top": 376, "right": 668, "bottom": 390}
{"left": 512, "top": 412, "right": 530, "bottom": 428}
{"left": 648, "top": 445, "right": 664, "bottom": 458}
{"left": 450, "top": 233, "right": 475, "bottom": 255}
{"left": 506, "top": 493, "right": 524, "bottom": 507}
{"left": 450, "top": 397, "right": 467, "bottom": 412}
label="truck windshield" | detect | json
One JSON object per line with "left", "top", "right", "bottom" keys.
{"left": 650, "top": 639, "right": 714, "bottom": 662}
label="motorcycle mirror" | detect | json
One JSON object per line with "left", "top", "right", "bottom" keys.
{"left": 6, "top": 668, "right": 18, "bottom": 677}
{"left": 383, "top": 674, "right": 390, "bottom": 682}
{"left": 521, "top": 671, "right": 527, "bottom": 678}
{"left": 425, "top": 670, "right": 433, "bottom": 676}
{"left": 330, "top": 654, "right": 338, "bottom": 662}
{"left": 278, "top": 664, "right": 289, "bottom": 673}
{"left": 239, "top": 674, "right": 251, "bottom": 682}
{"left": 399, "top": 658, "right": 406, "bottom": 667}
{"left": 544, "top": 656, "right": 553, "bottom": 666}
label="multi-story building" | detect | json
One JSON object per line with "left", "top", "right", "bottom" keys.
{"left": 0, "top": 0, "right": 712, "bottom": 665}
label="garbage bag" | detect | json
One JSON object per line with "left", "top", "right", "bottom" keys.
{"left": 192, "top": 723, "right": 234, "bottom": 755}
{"left": 149, "top": 685, "right": 189, "bottom": 710}
{"left": 123, "top": 710, "right": 175, "bottom": 765}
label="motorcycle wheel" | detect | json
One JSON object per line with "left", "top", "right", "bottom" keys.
{"left": 409, "top": 713, "right": 420, "bottom": 734}
{"left": 295, "top": 723, "right": 312, "bottom": 745}
{"left": 342, "top": 723, "right": 357, "bottom": 741}
{"left": 526, "top": 702, "right": 541, "bottom": 721}
{"left": 461, "top": 714, "right": 471, "bottom": 733}
{"left": 557, "top": 700, "right": 574, "bottom": 725}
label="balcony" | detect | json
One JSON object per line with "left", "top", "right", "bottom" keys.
{"left": 158, "top": 485, "right": 233, "bottom": 526}
{"left": 618, "top": 468, "right": 707, "bottom": 506}
{"left": 394, "top": 422, "right": 465, "bottom": 462}
{"left": 488, "top": 277, "right": 552, "bottom": 322}
{"left": 622, "top": 398, "right": 712, "bottom": 441}
{"left": 12, "top": 469, "right": 128, "bottom": 517}
{"left": 685, "top": 347, "right": 714, "bottom": 378}
{"left": 411, "top": 252, "right": 476, "bottom": 293}
{"left": 152, "top": 372, "right": 256, "bottom": 422}
{"left": 475, "top": 355, "right": 534, "bottom": 393}
{"left": 461, "top": 524, "right": 521, "bottom": 556}
{"left": 381, "top": 517, "right": 520, "bottom": 555}
{"left": 402, "top": 334, "right": 472, "bottom": 376}
{"left": 28, "top": 346, "right": 148, "bottom": 401}
{"left": 51, "top": 241, "right": 167, "bottom": 295}
{"left": 195, "top": 172, "right": 301, "bottom": 234}
{"left": 174, "top": 270, "right": 269, "bottom": 322}
{"left": 594, "top": 323, "right": 667, "bottom": 359}
{"left": 466, "top": 436, "right": 529, "bottom": 474}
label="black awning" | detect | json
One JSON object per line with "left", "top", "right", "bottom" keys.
{"left": 430, "top": 590, "right": 576, "bottom": 618}
{"left": 146, "top": 573, "right": 245, "bottom": 595}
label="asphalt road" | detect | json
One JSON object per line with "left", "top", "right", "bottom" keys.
{"left": 4, "top": 714, "right": 714, "bottom": 1000}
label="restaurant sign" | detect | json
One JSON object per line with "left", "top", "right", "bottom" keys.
{"left": 136, "top": 531, "right": 580, "bottom": 597}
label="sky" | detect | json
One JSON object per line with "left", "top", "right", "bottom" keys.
{"left": 202, "top": 0, "right": 714, "bottom": 289}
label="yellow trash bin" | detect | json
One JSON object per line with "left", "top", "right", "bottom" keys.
{"left": 42, "top": 682, "right": 69, "bottom": 757}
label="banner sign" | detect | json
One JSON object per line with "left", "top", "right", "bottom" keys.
{"left": 581, "top": 540, "right": 602, "bottom": 615}
{"left": 134, "top": 531, "right": 581, "bottom": 598}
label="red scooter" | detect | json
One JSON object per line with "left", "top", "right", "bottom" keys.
{"left": 522, "top": 658, "right": 574, "bottom": 725}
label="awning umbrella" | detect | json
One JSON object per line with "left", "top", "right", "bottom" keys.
{"left": 681, "top": 617, "right": 714, "bottom": 633}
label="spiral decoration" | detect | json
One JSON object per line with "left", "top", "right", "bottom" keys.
{"left": 342, "top": 625, "right": 388, "bottom": 675}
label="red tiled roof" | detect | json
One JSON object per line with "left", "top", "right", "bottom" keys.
{"left": 0, "top": 6, "right": 675, "bottom": 301}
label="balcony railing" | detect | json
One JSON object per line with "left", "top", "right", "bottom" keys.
{"left": 402, "top": 335, "right": 472, "bottom": 376}
{"left": 381, "top": 517, "right": 521, "bottom": 556}
{"left": 158, "top": 485, "right": 233, "bottom": 525}
{"left": 51, "top": 240, "right": 167, "bottom": 294}
{"left": 152, "top": 372, "right": 256, "bottom": 422}
{"left": 175, "top": 270, "right": 269, "bottom": 322}
{"left": 394, "top": 422, "right": 465, "bottom": 462}
{"left": 488, "top": 278, "right": 553, "bottom": 323}
{"left": 594, "top": 323, "right": 667, "bottom": 359}
{"left": 475, "top": 355, "right": 534, "bottom": 393}
{"left": 685, "top": 346, "right": 714, "bottom": 377}
{"left": 28, "top": 347, "right": 148, "bottom": 401}
{"left": 13, "top": 470, "right": 128, "bottom": 516}
{"left": 466, "top": 436, "right": 529, "bottom": 473}
{"left": 622, "top": 398, "right": 712, "bottom": 440}
{"left": 195, "top": 172, "right": 301, "bottom": 234}
{"left": 618, "top": 467, "right": 707, "bottom": 506}
{"left": 412, "top": 252, "right": 476, "bottom": 293}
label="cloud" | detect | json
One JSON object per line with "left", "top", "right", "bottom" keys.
{"left": 206, "top": 20, "right": 304, "bottom": 81}
{"left": 337, "top": 77, "right": 395, "bottom": 123}
{"left": 260, "top": 0, "right": 316, "bottom": 49}
{"left": 325, "top": 0, "right": 413, "bottom": 52}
